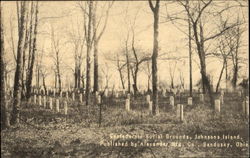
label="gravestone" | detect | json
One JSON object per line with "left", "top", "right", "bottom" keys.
{"left": 56, "top": 99, "right": 60, "bottom": 113}
{"left": 38, "top": 95, "right": 42, "bottom": 106}
{"left": 215, "top": 99, "right": 220, "bottom": 113}
{"left": 149, "top": 101, "right": 152, "bottom": 113}
{"left": 200, "top": 94, "right": 204, "bottom": 103}
{"left": 33, "top": 95, "right": 37, "bottom": 104}
{"left": 65, "top": 91, "right": 68, "bottom": 99}
{"left": 170, "top": 96, "right": 174, "bottom": 108}
{"left": 146, "top": 94, "right": 151, "bottom": 104}
{"left": 64, "top": 101, "right": 68, "bottom": 115}
{"left": 188, "top": 97, "right": 192, "bottom": 105}
{"left": 43, "top": 96, "right": 46, "bottom": 108}
{"left": 49, "top": 98, "right": 53, "bottom": 110}
{"left": 125, "top": 98, "right": 130, "bottom": 111}
{"left": 79, "top": 93, "right": 82, "bottom": 103}
{"left": 97, "top": 95, "right": 101, "bottom": 104}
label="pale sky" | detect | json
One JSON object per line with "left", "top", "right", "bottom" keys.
{"left": 2, "top": 1, "right": 249, "bottom": 91}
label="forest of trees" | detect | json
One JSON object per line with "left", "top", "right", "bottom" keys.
{"left": 0, "top": 0, "right": 248, "bottom": 129}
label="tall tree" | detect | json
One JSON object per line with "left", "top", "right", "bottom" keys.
{"left": 10, "top": 1, "right": 28, "bottom": 125}
{"left": 26, "top": 1, "right": 39, "bottom": 100}
{"left": 0, "top": 1, "right": 10, "bottom": 129}
{"left": 92, "top": 2, "right": 113, "bottom": 93}
{"left": 85, "top": 1, "right": 93, "bottom": 106}
{"left": 149, "top": 0, "right": 160, "bottom": 115}
{"left": 178, "top": 0, "right": 238, "bottom": 106}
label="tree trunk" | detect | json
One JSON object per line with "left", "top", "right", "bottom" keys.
{"left": 42, "top": 74, "right": 47, "bottom": 94}
{"left": 11, "top": 1, "right": 28, "bottom": 125}
{"left": 85, "top": 1, "right": 93, "bottom": 106}
{"left": 125, "top": 42, "right": 130, "bottom": 93}
{"left": 118, "top": 68, "right": 125, "bottom": 90}
{"left": 26, "top": 1, "right": 38, "bottom": 100}
{"left": 216, "top": 61, "right": 225, "bottom": 93}
{"left": 188, "top": 6, "right": 192, "bottom": 97}
{"left": 0, "top": 2, "right": 10, "bottom": 129}
{"left": 93, "top": 40, "right": 99, "bottom": 93}
{"left": 149, "top": 0, "right": 160, "bottom": 115}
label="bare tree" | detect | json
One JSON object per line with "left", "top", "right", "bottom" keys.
{"left": 10, "top": 1, "right": 28, "bottom": 125}
{"left": 149, "top": 0, "right": 160, "bottom": 115}
{"left": 0, "top": 1, "right": 10, "bottom": 129}
{"left": 26, "top": 1, "right": 39, "bottom": 100}
{"left": 50, "top": 24, "right": 62, "bottom": 92}
{"left": 92, "top": 1, "right": 113, "bottom": 93}
{"left": 178, "top": 0, "right": 239, "bottom": 106}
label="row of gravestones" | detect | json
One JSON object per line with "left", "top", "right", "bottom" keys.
{"left": 32, "top": 95, "right": 68, "bottom": 115}
{"left": 124, "top": 92, "right": 249, "bottom": 121}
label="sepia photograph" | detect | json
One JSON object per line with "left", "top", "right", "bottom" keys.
{"left": 0, "top": 0, "right": 249, "bottom": 157}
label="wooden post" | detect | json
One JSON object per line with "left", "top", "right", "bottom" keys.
{"left": 64, "top": 101, "right": 68, "bottom": 115}
{"left": 49, "top": 98, "right": 53, "bottom": 110}
{"left": 215, "top": 99, "right": 220, "bottom": 113}
{"left": 187, "top": 97, "right": 192, "bottom": 105}
{"left": 56, "top": 99, "right": 60, "bottom": 113}
{"left": 177, "top": 104, "right": 183, "bottom": 122}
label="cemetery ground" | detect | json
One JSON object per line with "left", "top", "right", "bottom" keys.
{"left": 1, "top": 92, "right": 249, "bottom": 157}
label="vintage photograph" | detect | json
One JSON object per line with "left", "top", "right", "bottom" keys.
{"left": 0, "top": 0, "right": 249, "bottom": 157}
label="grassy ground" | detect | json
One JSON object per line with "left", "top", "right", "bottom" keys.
{"left": 1, "top": 93, "right": 249, "bottom": 157}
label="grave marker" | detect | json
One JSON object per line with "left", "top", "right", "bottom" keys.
{"left": 56, "top": 99, "right": 60, "bottom": 112}
{"left": 188, "top": 97, "right": 192, "bottom": 105}
{"left": 64, "top": 101, "right": 68, "bottom": 115}
{"left": 215, "top": 99, "right": 220, "bottom": 113}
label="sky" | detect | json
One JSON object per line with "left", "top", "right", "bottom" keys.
{"left": 2, "top": 1, "right": 249, "bottom": 91}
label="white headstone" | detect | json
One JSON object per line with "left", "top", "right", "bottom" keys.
{"left": 125, "top": 98, "right": 130, "bottom": 111}
{"left": 38, "top": 95, "right": 42, "bottom": 106}
{"left": 170, "top": 96, "right": 174, "bottom": 108}
{"left": 149, "top": 101, "right": 152, "bottom": 113}
{"left": 34, "top": 95, "right": 37, "bottom": 104}
{"left": 49, "top": 98, "right": 53, "bottom": 110}
{"left": 79, "top": 93, "right": 82, "bottom": 103}
{"left": 215, "top": 99, "right": 220, "bottom": 113}
{"left": 97, "top": 95, "right": 101, "bottom": 104}
{"left": 162, "top": 90, "right": 166, "bottom": 97}
{"left": 64, "top": 101, "right": 68, "bottom": 115}
{"left": 188, "top": 97, "right": 192, "bottom": 105}
{"left": 43, "top": 96, "right": 46, "bottom": 108}
{"left": 146, "top": 94, "right": 151, "bottom": 103}
{"left": 56, "top": 99, "right": 60, "bottom": 112}
{"left": 65, "top": 91, "right": 68, "bottom": 99}
{"left": 200, "top": 94, "right": 204, "bottom": 102}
